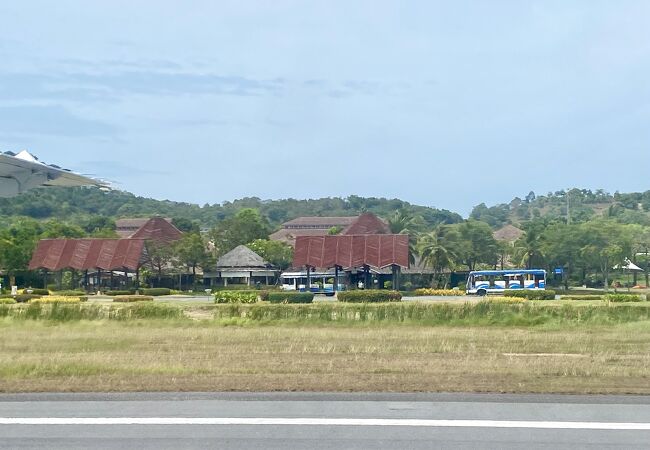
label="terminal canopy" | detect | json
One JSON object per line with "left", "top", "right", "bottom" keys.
{"left": 0, "top": 150, "right": 103, "bottom": 197}
{"left": 29, "top": 239, "right": 146, "bottom": 271}
{"left": 293, "top": 234, "right": 410, "bottom": 270}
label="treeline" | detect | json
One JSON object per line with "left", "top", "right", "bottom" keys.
{"left": 470, "top": 188, "right": 650, "bottom": 228}
{"left": 0, "top": 187, "right": 462, "bottom": 229}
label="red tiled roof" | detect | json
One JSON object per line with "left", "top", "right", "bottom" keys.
{"left": 29, "top": 239, "right": 146, "bottom": 271}
{"left": 293, "top": 234, "right": 410, "bottom": 270}
{"left": 282, "top": 216, "right": 358, "bottom": 228}
{"left": 269, "top": 228, "right": 335, "bottom": 246}
{"left": 342, "top": 212, "right": 390, "bottom": 235}
{"left": 130, "top": 217, "right": 183, "bottom": 242}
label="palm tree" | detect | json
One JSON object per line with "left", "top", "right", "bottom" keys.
{"left": 417, "top": 225, "right": 456, "bottom": 288}
{"left": 513, "top": 222, "right": 545, "bottom": 269}
{"left": 388, "top": 209, "right": 423, "bottom": 265}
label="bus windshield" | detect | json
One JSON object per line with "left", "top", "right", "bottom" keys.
{"left": 466, "top": 269, "right": 546, "bottom": 295}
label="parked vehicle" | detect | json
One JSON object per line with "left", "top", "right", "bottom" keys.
{"left": 466, "top": 269, "right": 546, "bottom": 296}
{"left": 280, "top": 271, "right": 345, "bottom": 296}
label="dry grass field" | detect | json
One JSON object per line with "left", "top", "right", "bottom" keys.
{"left": 1, "top": 319, "right": 649, "bottom": 394}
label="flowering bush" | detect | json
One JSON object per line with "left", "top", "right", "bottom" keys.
{"left": 112, "top": 296, "right": 154, "bottom": 302}
{"left": 29, "top": 296, "right": 87, "bottom": 304}
{"left": 412, "top": 289, "right": 462, "bottom": 296}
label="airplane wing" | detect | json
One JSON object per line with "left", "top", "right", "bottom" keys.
{"left": 0, "top": 150, "right": 106, "bottom": 197}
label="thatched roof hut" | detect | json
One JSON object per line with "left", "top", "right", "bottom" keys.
{"left": 216, "top": 245, "right": 272, "bottom": 269}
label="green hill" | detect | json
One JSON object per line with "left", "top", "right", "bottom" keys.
{"left": 470, "top": 189, "right": 650, "bottom": 228}
{"left": 0, "top": 186, "right": 462, "bottom": 229}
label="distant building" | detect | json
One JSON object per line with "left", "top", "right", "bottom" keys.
{"left": 115, "top": 217, "right": 174, "bottom": 238}
{"left": 204, "top": 245, "right": 278, "bottom": 287}
{"left": 28, "top": 217, "right": 185, "bottom": 291}
{"left": 270, "top": 212, "right": 390, "bottom": 247}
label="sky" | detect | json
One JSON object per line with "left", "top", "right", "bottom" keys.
{"left": 1, "top": 1, "right": 649, "bottom": 216}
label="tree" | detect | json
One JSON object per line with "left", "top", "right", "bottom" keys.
{"left": 145, "top": 241, "right": 175, "bottom": 287}
{"left": 512, "top": 220, "right": 546, "bottom": 269}
{"left": 209, "top": 208, "right": 271, "bottom": 256}
{"left": 540, "top": 222, "right": 582, "bottom": 288}
{"left": 174, "top": 232, "right": 208, "bottom": 277}
{"left": 246, "top": 239, "right": 294, "bottom": 270}
{"left": 417, "top": 225, "right": 456, "bottom": 287}
{"left": 0, "top": 219, "right": 43, "bottom": 284}
{"left": 447, "top": 220, "right": 498, "bottom": 271}
{"left": 387, "top": 209, "right": 423, "bottom": 234}
{"left": 579, "top": 220, "right": 632, "bottom": 290}
{"left": 172, "top": 217, "right": 200, "bottom": 233}
{"left": 387, "top": 209, "right": 423, "bottom": 265}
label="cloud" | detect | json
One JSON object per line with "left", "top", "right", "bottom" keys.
{"left": 0, "top": 105, "right": 117, "bottom": 138}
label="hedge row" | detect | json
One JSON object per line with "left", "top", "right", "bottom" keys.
{"left": 267, "top": 292, "right": 314, "bottom": 304}
{"left": 503, "top": 290, "right": 556, "bottom": 300}
{"left": 141, "top": 288, "right": 172, "bottom": 296}
{"left": 561, "top": 295, "right": 604, "bottom": 300}
{"left": 55, "top": 290, "right": 87, "bottom": 297}
{"left": 24, "top": 288, "right": 50, "bottom": 296}
{"left": 412, "top": 288, "right": 462, "bottom": 296}
{"left": 215, "top": 290, "right": 259, "bottom": 304}
{"left": 104, "top": 290, "right": 137, "bottom": 296}
{"left": 0, "top": 298, "right": 16, "bottom": 304}
{"left": 14, "top": 294, "right": 42, "bottom": 303}
{"left": 337, "top": 290, "right": 402, "bottom": 303}
{"left": 112, "top": 295, "right": 155, "bottom": 303}
{"left": 29, "top": 296, "right": 87, "bottom": 304}
{"left": 606, "top": 294, "right": 646, "bottom": 302}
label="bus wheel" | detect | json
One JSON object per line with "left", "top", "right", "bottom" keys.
{"left": 477, "top": 289, "right": 487, "bottom": 297}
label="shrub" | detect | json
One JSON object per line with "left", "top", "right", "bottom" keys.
{"left": 104, "top": 290, "right": 136, "bottom": 296}
{"left": 606, "top": 294, "right": 645, "bottom": 303}
{"left": 560, "top": 295, "right": 604, "bottom": 300}
{"left": 214, "top": 290, "right": 259, "bottom": 304}
{"left": 503, "top": 290, "right": 556, "bottom": 300}
{"left": 0, "top": 298, "right": 16, "bottom": 304}
{"left": 141, "top": 288, "right": 171, "bottom": 296}
{"left": 267, "top": 292, "right": 314, "bottom": 303}
{"left": 259, "top": 290, "right": 270, "bottom": 301}
{"left": 55, "top": 290, "right": 87, "bottom": 297}
{"left": 14, "top": 294, "right": 42, "bottom": 303}
{"left": 23, "top": 288, "right": 49, "bottom": 295}
{"left": 29, "top": 296, "right": 86, "bottom": 304}
{"left": 112, "top": 295, "right": 155, "bottom": 302}
{"left": 412, "top": 288, "right": 462, "bottom": 296}
{"left": 337, "top": 290, "right": 402, "bottom": 303}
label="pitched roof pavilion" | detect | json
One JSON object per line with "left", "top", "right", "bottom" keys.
{"left": 293, "top": 234, "right": 409, "bottom": 270}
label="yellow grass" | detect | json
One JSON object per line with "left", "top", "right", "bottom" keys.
{"left": 0, "top": 320, "right": 649, "bottom": 394}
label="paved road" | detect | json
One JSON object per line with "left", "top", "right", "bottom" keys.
{"left": 1, "top": 392, "right": 649, "bottom": 449}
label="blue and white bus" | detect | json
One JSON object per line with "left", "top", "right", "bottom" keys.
{"left": 466, "top": 269, "right": 546, "bottom": 296}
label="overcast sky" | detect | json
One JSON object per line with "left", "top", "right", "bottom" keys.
{"left": 1, "top": 1, "right": 649, "bottom": 216}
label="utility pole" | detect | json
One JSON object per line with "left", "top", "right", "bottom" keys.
{"left": 566, "top": 188, "right": 571, "bottom": 225}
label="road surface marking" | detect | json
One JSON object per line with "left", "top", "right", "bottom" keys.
{"left": 1, "top": 418, "right": 650, "bottom": 430}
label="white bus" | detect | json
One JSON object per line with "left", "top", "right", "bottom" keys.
{"left": 466, "top": 269, "right": 546, "bottom": 296}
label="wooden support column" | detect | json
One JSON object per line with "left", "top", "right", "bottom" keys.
{"left": 333, "top": 265, "right": 340, "bottom": 292}
{"left": 306, "top": 265, "right": 311, "bottom": 292}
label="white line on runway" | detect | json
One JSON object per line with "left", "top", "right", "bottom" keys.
{"left": 1, "top": 418, "right": 650, "bottom": 430}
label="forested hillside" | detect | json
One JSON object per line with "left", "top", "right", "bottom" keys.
{"left": 0, "top": 186, "right": 462, "bottom": 229}
{"left": 470, "top": 188, "right": 650, "bottom": 228}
